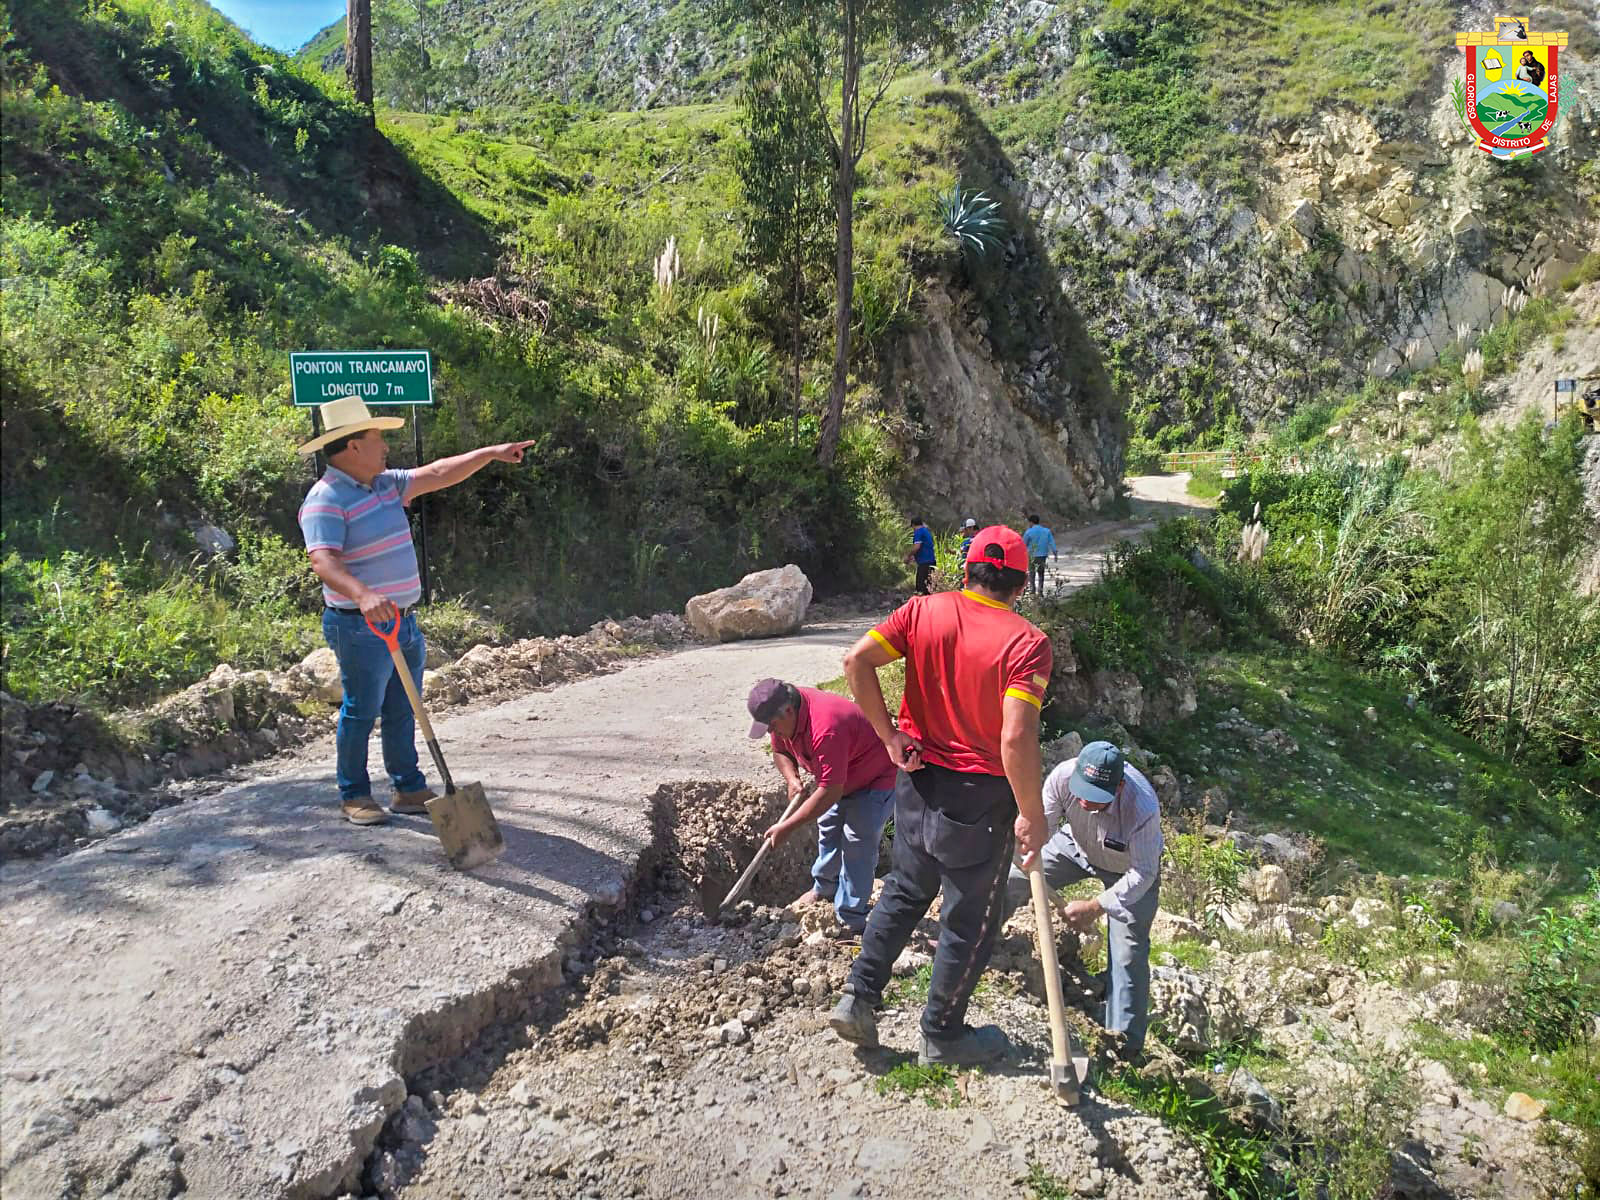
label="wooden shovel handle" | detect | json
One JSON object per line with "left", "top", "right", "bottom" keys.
{"left": 719, "top": 787, "right": 810, "bottom": 912}
{"left": 365, "top": 614, "right": 437, "bottom": 740}
{"left": 1029, "top": 864, "right": 1073, "bottom": 1076}
{"left": 366, "top": 613, "right": 453, "bottom": 792}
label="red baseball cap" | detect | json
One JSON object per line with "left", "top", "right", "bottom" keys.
{"left": 965, "top": 525, "right": 1029, "bottom": 573}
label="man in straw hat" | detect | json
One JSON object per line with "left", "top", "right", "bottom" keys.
{"left": 297, "top": 396, "right": 534, "bottom": 826}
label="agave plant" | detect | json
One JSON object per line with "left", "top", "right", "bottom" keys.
{"left": 936, "top": 185, "right": 1007, "bottom": 256}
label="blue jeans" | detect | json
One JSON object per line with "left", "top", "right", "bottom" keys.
{"left": 812, "top": 786, "right": 895, "bottom": 932}
{"left": 322, "top": 608, "right": 427, "bottom": 803}
{"left": 1006, "top": 832, "right": 1160, "bottom": 1056}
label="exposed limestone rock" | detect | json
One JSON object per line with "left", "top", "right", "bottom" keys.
{"left": 683, "top": 565, "right": 813, "bottom": 642}
{"left": 295, "top": 647, "right": 344, "bottom": 703}
{"left": 1149, "top": 965, "right": 1245, "bottom": 1055}
{"left": 882, "top": 283, "right": 1119, "bottom": 523}
{"left": 1248, "top": 864, "right": 1292, "bottom": 904}
{"left": 1503, "top": 1092, "right": 1546, "bottom": 1122}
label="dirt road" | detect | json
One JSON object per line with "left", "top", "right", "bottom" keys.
{"left": 0, "top": 485, "right": 1207, "bottom": 1199}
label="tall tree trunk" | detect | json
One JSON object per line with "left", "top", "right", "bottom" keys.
{"left": 817, "top": 1, "right": 858, "bottom": 469}
{"left": 792, "top": 239, "right": 803, "bottom": 447}
{"left": 347, "top": 0, "right": 374, "bottom": 120}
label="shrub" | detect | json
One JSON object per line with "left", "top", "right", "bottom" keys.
{"left": 1162, "top": 813, "right": 1252, "bottom": 924}
{"left": 1496, "top": 871, "right": 1600, "bottom": 1052}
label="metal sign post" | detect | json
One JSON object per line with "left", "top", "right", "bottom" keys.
{"left": 413, "top": 410, "right": 431, "bottom": 605}
{"left": 1555, "top": 377, "right": 1575, "bottom": 421}
{"left": 291, "top": 349, "right": 436, "bottom": 604}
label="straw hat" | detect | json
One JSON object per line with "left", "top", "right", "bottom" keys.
{"left": 297, "top": 396, "right": 405, "bottom": 455}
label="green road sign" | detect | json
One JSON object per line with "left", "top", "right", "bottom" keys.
{"left": 290, "top": 351, "right": 433, "bottom": 406}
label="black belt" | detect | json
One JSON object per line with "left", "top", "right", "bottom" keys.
{"left": 327, "top": 605, "right": 413, "bottom": 618}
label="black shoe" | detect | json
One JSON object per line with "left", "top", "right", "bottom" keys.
{"left": 828, "top": 993, "right": 879, "bottom": 1048}
{"left": 919, "top": 1024, "right": 1008, "bottom": 1066}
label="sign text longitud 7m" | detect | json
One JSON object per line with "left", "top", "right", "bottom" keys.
{"left": 289, "top": 351, "right": 434, "bottom": 406}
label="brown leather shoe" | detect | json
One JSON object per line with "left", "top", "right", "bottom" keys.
{"left": 342, "top": 797, "right": 388, "bottom": 825}
{"left": 390, "top": 787, "right": 438, "bottom": 815}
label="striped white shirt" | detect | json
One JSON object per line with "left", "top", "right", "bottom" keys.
{"left": 1043, "top": 759, "right": 1163, "bottom": 924}
{"left": 298, "top": 466, "right": 422, "bottom": 608}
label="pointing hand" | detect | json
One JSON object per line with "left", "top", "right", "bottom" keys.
{"left": 489, "top": 440, "right": 537, "bottom": 463}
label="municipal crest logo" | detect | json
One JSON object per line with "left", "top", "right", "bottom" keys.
{"left": 1453, "top": 16, "right": 1566, "bottom": 159}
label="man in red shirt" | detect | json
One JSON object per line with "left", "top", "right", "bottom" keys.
{"left": 829, "top": 526, "right": 1052, "bottom": 1066}
{"left": 747, "top": 679, "right": 897, "bottom": 934}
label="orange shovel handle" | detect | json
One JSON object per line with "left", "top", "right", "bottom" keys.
{"left": 364, "top": 612, "right": 402, "bottom": 651}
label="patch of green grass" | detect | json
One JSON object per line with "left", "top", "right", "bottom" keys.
{"left": 1023, "top": 1159, "right": 1076, "bottom": 1199}
{"left": 1153, "top": 937, "right": 1216, "bottom": 971}
{"left": 884, "top": 962, "right": 932, "bottom": 1008}
{"left": 1412, "top": 1025, "right": 1600, "bottom": 1136}
{"left": 1186, "top": 464, "right": 1226, "bottom": 499}
{"left": 1563, "top": 252, "right": 1600, "bottom": 291}
{"left": 817, "top": 659, "right": 907, "bottom": 719}
{"left": 874, "top": 1059, "right": 961, "bottom": 1107}
{"left": 1138, "top": 648, "right": 1598, "bottom": 896}
{"left": 1099, "top": 1068, "right": 1276, "bottom": 1197}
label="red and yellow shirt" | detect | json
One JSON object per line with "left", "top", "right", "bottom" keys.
{"left": 869, "top": 590, "right": 1052, "bottom": 776}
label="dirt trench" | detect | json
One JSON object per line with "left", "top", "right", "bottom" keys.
{"left": 342, "top": 782, "right": 1207, "bottom": 1200}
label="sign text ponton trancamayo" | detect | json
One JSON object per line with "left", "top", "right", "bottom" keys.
{"left": 289, "top": 351, "right": 434, "bottom": 406}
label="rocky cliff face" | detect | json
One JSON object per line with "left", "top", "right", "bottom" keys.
{"left": 302, "top": 0, "right": 1600, "bottom": 448}
{"left": 949, "top": 1, "right": 1600, "bottom": 437}
{"left": 882, "top": 280, "right": 1121, "bottom": 524}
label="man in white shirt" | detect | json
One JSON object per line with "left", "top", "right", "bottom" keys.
{"left": 1005, "top": 740, "right": 1162, "bottom": 1056}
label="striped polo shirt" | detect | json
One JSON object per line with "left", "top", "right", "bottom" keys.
{"left": 298, "top": 466, "right": 422, "bottom": 609}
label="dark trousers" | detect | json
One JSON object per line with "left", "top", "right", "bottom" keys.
{"left": 845, "top": 764, "right": 1016, "bottom": 1039}
{"left": 1029, "top": 557, "right": 1047, "bottom": 594}
{"left": 914, "top": 562, "right": 935, "bottom": 595}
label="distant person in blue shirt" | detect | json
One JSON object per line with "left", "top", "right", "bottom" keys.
{"left": 959, "top": 518, "right": 977, "bottom": 563}
{"left": 907, "top": 517, "right": 937, "bottom": 595}
{"left": 1022, "top": 514, "right": 1057, "bottom": 596}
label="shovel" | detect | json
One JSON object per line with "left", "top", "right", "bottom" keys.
{"left": 1027, "top": 860, "right": 1088, "bottom": 1105}
{"left": 366, "top": 613, "right": 505, "bottom": 870}
{"left": 715, "top": 788, "right": 810, "bottom": 915}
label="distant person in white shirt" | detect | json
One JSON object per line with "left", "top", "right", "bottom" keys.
{"left": 1005, "top": 740, "right": 1162, "bottom": 1056}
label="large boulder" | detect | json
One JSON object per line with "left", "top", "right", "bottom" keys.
{"left": 684, "top": 565, "right": 813, "bottom": 642}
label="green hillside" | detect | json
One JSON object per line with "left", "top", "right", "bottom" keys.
{"left": 2, "top": 0, "right": 994, "bottom": 705}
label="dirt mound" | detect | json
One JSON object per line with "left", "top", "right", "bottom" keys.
{"left": 661, "top": 781, "right": 817, "bottom": 916}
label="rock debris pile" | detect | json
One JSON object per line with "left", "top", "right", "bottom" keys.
{"left": 0, "top": 615, "right": 690, "bottom": 861}
{"left": 341, "top": 783, "right": 1580, "bottom": 1200}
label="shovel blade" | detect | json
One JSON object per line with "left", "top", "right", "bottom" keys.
{"left": 426, "top": 782, "right": 505, "bottom": 871}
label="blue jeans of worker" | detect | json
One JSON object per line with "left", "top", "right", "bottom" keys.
{"left": 1005, "top": 835, "right": 1160, "bottom": 1056}
{"left": 322, "top": 608, "right": 428, "bottom": 803}
{"left": 811, "top": 786, "right": 894, "bottom": 932}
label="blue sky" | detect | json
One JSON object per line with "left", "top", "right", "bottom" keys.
{"left": 211, "top": 1, "right": 345, "bottom": 53}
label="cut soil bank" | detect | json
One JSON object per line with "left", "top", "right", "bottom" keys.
{"left": 361, "top": 780, "right": 1193, "bottom": 1200}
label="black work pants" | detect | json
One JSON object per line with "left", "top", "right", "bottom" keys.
{"left": 914, "top": 562, "right": 935, "bottom": 595}
{"left": 844, "top": 763, "right": 1016, "bottom": 1038}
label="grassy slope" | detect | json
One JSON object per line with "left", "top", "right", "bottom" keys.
{"left": 1139, "top": 648, "right": 1594, "bottom": 891}
{"left": 1, "top": 0, "right": 964, "bottom": 706}
{"left": 9, "top": 1, "right": 1099, "bottom": 708}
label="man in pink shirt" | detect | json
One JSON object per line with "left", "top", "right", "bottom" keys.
{"left": 748, "top": 678, "right": 897, "bottom": 935}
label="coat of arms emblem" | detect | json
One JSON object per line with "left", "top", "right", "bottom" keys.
{"left": 1453, "top": 16, "right": 1566, "bottom": 158}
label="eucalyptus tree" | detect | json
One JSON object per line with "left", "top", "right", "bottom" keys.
{"left": 721, "top": 0, "right": 979, "bottom": 466}
{"left": 736, "top": 36, "right": 834, "bottom": 444}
